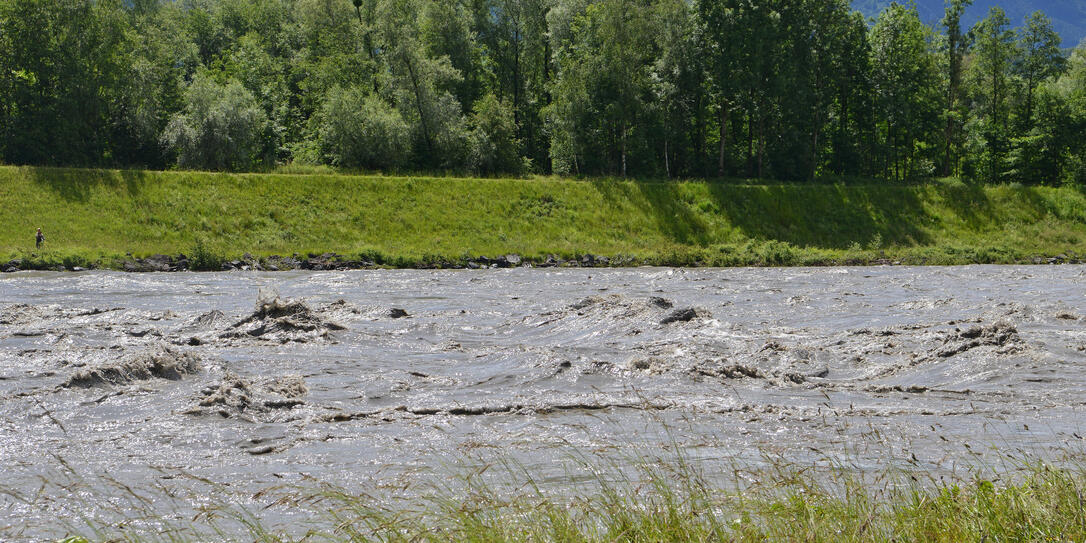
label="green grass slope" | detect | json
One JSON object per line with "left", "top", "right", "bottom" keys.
{"left": 3, "top": 166, "right": 1086, "bottom": 268}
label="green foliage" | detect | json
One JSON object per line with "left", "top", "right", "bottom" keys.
{"left": 469, "top": 94, "right": 523, "bottom": 175}
{"left": 548, "top": 0, "right": 657, "bottom": 177}
{"left": 162, "top": 74, "right": 270, "bottom": 171}
{"left": 940, "top": 0, "right": 973, "bottom": 177}
{"left": 0, "top": 0, "right": 1079, "bottom": 183}
{"left": 1014, "top": 11, "right": 1065, "bottom": 130}
{"left": 965, "top": 7, "right": 1017, "bottom": 182}
{"left": 189, "top": 238, "right": 224, "bottom": 271}
{"left": 317, "top": 87, "right": 410, "bottom": 170}
{"left": 376, "top": 0, "right": 471, "bottom": 170}
{"left": 0, "top": 0, "right": 132, "bottom": 166}
{"left": 869, "top": 3, "right": 942, "bottom": 181}
{"left": 1053, "top": 42, "right": 1086, "bottom": 184}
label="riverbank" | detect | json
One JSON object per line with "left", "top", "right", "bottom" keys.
{"left": 4, "top": 166, "right": 1086, "bottom": 270}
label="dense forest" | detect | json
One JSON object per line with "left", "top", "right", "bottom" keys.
{"left": 0, "top": 0, "right": 1084, "bottom": 183}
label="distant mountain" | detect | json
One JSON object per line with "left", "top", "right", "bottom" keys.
{"left": 852, "top": 1, "right": 1086, "bottom": 47}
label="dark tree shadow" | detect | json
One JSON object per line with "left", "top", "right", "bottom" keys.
{"left": 27, "top": 166, "right": 149, "bottom": 202}
{"left": 588, "top": 176, "right": 942, "bottom": 250}
{"left": 583, "top": 177, "right": 1069, "bottom": 250}
{"left": 705, "top": 183, "right": 935, "bottom": 248}
{"left": 589, "top": 178, "right": 712, "bottom": 245}
{"left": 929, "top": 181, "right": 997, "bottom": 230}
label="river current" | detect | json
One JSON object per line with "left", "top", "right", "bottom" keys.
{"left": 2, "top": 267, "right": 1085, "bottom": 537}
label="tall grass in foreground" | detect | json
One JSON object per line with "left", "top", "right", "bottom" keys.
{"left": 51, "top": 454, "right": 1086, "bottom": 543}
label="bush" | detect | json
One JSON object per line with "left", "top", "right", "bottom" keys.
{"left": 317, "top": 87, "right": 411, "bottom": 171}
{"left": 758, "top": 240, "right": 798, "bottom": 266}
{"left": 189, "top": 238, "right": 223, "bottom": 271}
{"left": 422, "top": 92, "right": 473, "bottom": 171}
{"left": 469, "top": 94, "right": 522, "bottom": 175}
{"left": 162, "top": 74, "right": 269, "bottom": 171}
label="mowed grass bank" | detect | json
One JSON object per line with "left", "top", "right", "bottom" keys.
{"left": 4, "top": 165, "right": 1086, "bottom": 268}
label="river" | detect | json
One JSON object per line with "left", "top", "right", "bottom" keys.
{"left": 2, "top": 266, "right": 1084, "bottom": 538}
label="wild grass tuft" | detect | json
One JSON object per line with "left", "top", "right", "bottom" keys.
{"left": 189, "top": 238, "right": 224, "bottom": 271}
{"left": 37, "top": 452, "right": 1086, "bottom": 542}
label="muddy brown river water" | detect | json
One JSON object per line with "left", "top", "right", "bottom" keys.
{"left": 2, "top": 266, "right": 1085, "bottom": 538}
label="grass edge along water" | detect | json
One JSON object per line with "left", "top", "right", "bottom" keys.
{"left": 40, "top": 449, "right": 1086, "bottom": 542}
{"left": 4, "top": 166, "right": 1086, "bottom": 269}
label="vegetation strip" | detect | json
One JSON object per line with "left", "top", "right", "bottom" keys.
{"left": 4, "top": 166, "right": 1086, "bottom": 270}
{"left": 51, "top": 463, "right": 1086, "bottom": 542}
{"left": 1, "top": 0, "right": 1084, "bottom": 184}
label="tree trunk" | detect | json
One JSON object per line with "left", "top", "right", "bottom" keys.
{"left": 746, "top": 107, "right": 754, "bottom": 178}
{"left": 718, "top": 105, "right": 729, "bottom": 177}
{"left": 403, "top": 51, "right": 433, "bottom": 155}
{"left": 1025, "top": 73, "right": 1035, "bottom": 129}
{"left": 542, "top": 20, "right": 553, "bottom": 174}
{"left": 356, "top": 5, "right": 379, "bottom": 93}
{"left": 664, "top": 137, "right": 670, "bottom": 178}
{"left": 621, "top": 121, "right": 628, "bottom": 178}
{"left": 512, "top": 27, "right": 521, "bottom": 128}
{"left": 757, "top": 115, "right": 765, "bottom": 179}
{"left": 811, "top": 110, "right": 821, "bottom": 181}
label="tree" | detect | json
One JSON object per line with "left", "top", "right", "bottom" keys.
{"left": 829, "top": 11, "right": 875, "bottom": 177}
{"left": 1006, "top": 84, "right": 1069, "bottom": 184}
{"left": 1052, "top": 42, "right": 1086, "bottom": 184}
{"left": 162, "top": 74, "right": 270, "bottom": 171}
{"left": 696, "top": 0, "right": 742, "bottom": 176}
{"left": 479, "top": 0, "right": 554, "bottom": 172}
{"left": 317, "top": 85, "right": 410, "bottom": 170}
{"left": 966, "top": 7, "right": 1018, "bottom": 181}
{"left": 469, "top": 93, "right": 523, "bottom": 174}
{"left": 0, "top": 0, "right": 132, "bottom": 165}
{"left": 793, "top": 0, "right": 858, "bottom": 180}
{"left": 1014, "top": 11, "right": 1065, "bottom": 131}
{"left": 698, "top": 0, "right": 793, "bottom": 179}
{"left": 941, "top": 0, "right": 973, "bottom": 176}
{"left": 375, "top": 0, "right": 471, "bottom": 169}
{"left": 419, "top": 0, "right": 482, "bottom": 111}
{"left": 869, "top": 2, "right": 941, "bottom": 181}
{"left": 651, "top": 0, "right": 705, "bottom": 178}
{"left": 546, "top": 0, "right": 656, "bottom": 177}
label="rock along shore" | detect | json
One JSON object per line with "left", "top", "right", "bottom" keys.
{"left": 1, "top": 252, "right": 646, "bottom": 273}
{"left": 2, "top": 251, "right": 1083, "bottom": 273}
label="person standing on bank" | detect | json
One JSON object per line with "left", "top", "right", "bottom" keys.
{"left": 35, "top": 227, "right": 44, "bottom": 249}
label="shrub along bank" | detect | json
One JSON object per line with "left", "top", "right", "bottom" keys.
{"left": 3, "top": 166, "right": 1086, "bottom": 270}
{"left": 53, "top": 461, "right": 1086, "bottom": 542}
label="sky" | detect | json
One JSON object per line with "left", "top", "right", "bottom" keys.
{"left": 851, "top": 0, "right": 1086, "bottom": 46}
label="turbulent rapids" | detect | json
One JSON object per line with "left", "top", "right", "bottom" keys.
{"left": 2, "top": 267, "right": 1085, "bottom": 537}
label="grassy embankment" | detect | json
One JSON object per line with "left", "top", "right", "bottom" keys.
{"left": 4, "top": 165, "right": 1086, "bottom": 269}
{"left": 54, "top": 460, "right": 1086, "bottom": 542}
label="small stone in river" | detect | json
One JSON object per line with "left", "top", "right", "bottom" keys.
{"left": 389, "top": 308, "right": 409, "bottom": 319}
{"left": 649, "top": 297, "right": 673, "bottom": 309}
{"left": 660, "top": 308, "right": 698, "bottom": 324}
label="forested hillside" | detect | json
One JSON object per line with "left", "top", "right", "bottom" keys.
{"left": 1, "top": 0, "right": 1084, "bottom": 184}
{"left": 853, "top": 1, "right": 1086, "bottom": 45}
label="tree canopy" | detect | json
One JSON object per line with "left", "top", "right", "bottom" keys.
{"left": 0, "top": 0, "right": 1082, "bottom": 184}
